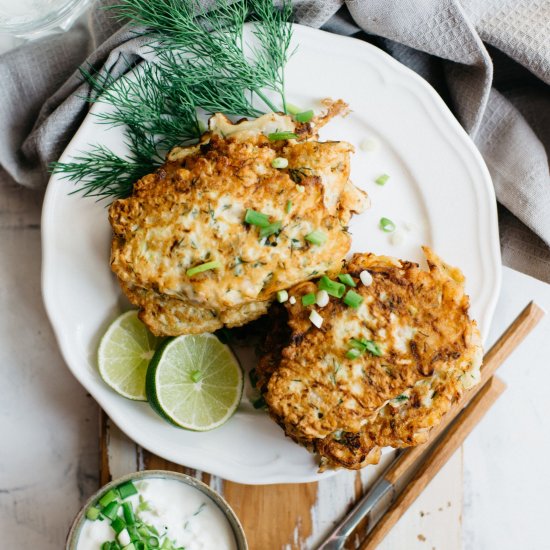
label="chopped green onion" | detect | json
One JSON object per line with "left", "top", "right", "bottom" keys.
{"left": 309, "top": 309, "right": 323, "bottom": 328}
{"left": 186, "top": 260, "right": 221, "bottom": 277}
{"left": 253, "top": 396, "right": 266, "bottom": 409}
{"left": 244, "top": 208, "right": 270, "bottom": 227}
{"left": 126, "top": 523, "right": 139, "bottom": 541}
{"left": 346, "top": 348, "right": 362, "bottom": 360}
{"left": 301, "top": 292, "right": 316, "bottom": 306}
{"left": 86, "top": 506, "right": 101, "bottom": 521}
{"left": 349, "top": 338, "right": 367, "bottom": 351}
{"left": 147, "top": 538, "right": 160, "bottom": 548}
{"left": 271, "top": 157, "right": 288, "bottom": 169}
{"left": 286, "top": 103, "right": 301, "bottom": 115}
{"left": 375, "top": 174, "right": 390, "bottom": 185}
{"left": 315, "top": 289, "right": 329, "bottom": 307}
{"left": 111, "top": 517, "right": 126, "bottom": 535}
{"left": 364, "top": 340, "right": 383, "bottom": 357}
{"left": 259, "top": 220, "right": 282, "bottom": 239}
{"left": 277, "top": 290, "right": 288, "bottom": 303}
{"left": 285, "top": 200, "right": 292, "bottom": 213}
{"left": 190, "top": 370, "right": 202, "bottom": 383}
{"left": 138, "top": 526, "right": 152, "bottom": 538}
{"left": 360, "top": 270, "right": 373, "bottom": 286}
{"left": 121, "top": 502, "right": 135, "bottom": 526}
{"left": 294, "top": 110, "right": 314, "bottom": 123}
{"left": 118, "top": 528, "right": 132, "bottom": 547}
{"left": 268, "top": 131, "right": 298, "bottom": 141}
{"left": 102, "top": 501, "right": 120, "bottom": 521}
{"left": 338, "top": 273, "right": 356, "bottom": 287}
{"left": 343, "top": 289, "right": 364, "bottom": 308}
{"left": 379, "top": 217, "right": 396, "bottom": 233}
{"left": 318, "top": 276, "right": 346, "bottom": 298}
{"left": 122, "top": 543, "right": 136, "bottom": 550}
{"left": 349, "top": 338, "right": 382, "bottom": 356}
{"left": 99, "top": 489, "right": 118, "bottom": 508}
{"left": 117, "top": 481, "right": 138, "bottom": 499}
{"left": 101, "top": 543, "right": 112, "bottom": 550}
{"left": 305, "top": 230, "right": 327, "bottom": 246}
{"left": 296, "top": 184, "right": 305, "bottom": 193}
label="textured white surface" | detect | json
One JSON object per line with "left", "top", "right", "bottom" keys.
{"left": 0, "top": 183, "right": 98, "bottom": 549}
{"left": 463, "top": 268, "right": 550, "bottom": 550}
{"left": 41, "top": 24, "right": 500, "bottom": 483}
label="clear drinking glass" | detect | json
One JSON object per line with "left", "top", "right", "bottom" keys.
{"left": 0, "top": 0, "right": 91, "bottom": 39}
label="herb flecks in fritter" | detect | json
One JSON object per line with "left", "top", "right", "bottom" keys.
{"left": 256, "top": 247, "right": 482, "bottom": 471}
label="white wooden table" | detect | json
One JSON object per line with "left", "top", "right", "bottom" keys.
{"left": 1, "top": 179, "right": 549, "bottom": 549}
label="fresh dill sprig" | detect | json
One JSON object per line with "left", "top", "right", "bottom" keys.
{"left": 51, "top": 0, "right": 294, "bottom": 201}
{"left": 53, "top": 145, "right": 154, "bottom": 199}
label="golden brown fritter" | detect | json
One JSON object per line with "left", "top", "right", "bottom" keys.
{"left": 109, "top": 104, "right": 368, "bottom": 336}
{"left": 257, "top": 247, "right": 482, "bottom": 470}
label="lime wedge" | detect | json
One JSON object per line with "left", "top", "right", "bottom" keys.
{"left": 146, "top": 334, "right": 243, "bottom": 431}
{"left": 98, "top": 311, "right": 161, "bottom": 401}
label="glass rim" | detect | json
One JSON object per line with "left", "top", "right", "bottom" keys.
{"left": 0, "top": 0, "right": 91, "bottom": 37}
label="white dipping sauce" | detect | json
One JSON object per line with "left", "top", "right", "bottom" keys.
{"left": 76, "top": 478, "right": 238, "bottom": 550}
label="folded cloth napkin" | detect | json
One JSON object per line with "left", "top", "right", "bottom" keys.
{"left": 1, "top": 0, "right": 549, "bottom": 273}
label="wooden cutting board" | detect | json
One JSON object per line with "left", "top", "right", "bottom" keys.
{"left": 99, "top": 412, "right": 463, "bottom": 549}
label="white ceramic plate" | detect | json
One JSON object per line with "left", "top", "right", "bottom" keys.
{"left": 42, "top": 24, "right": 501, "bottom": 484}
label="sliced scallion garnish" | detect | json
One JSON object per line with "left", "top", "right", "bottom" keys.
{"left": 268, "top": 131, "right": 298, "bottom": 141}
{"left": 286, "top": 103, "right": 301, "bottom": 115}
{"left": 309, "top": 309, "right": 323, "bottom": 328}
{"left": 364, "top": 340, "right": 383, "bottom": 356}
{"left": 348, "top": 338, "right": 382, "bottom": 357}
{"left": 318, "top": 276, "right": 346, "bottom": 298}
{"left": 244, "top": 208, "right": 270, "bottom": 228}
{"left": 118, "top": 480, "right": 137, "bottom": 498}
{"left": 111, "top": 516, "right": 126, "bottom": 535}
{"left": 99, "top": 489, "right": 118, "bottom": 508}
{"left": 379, "top": 217, "right": 396, "bottom": 233}
{"left": 302, "top": 292, "right": 316, "bottom": 306}
{"left": 375, "top": 174, "right": 390, "bottom": 185}
{"left": 86, "top": 506, "right": 101, "bottom": 521}
{"left": 349, "top": 338, "right": 367, "bottom": 352}
{"left": 346, "top": 348, "right": 362, "bottom": 360}
{"left": 294, "top": 110, "right": 314, "bottom": 123}
{"left": 102, "top": 501, "right": 120, "bottom": 521}
{"left": 337, "top": 273, "right": 356, "bottom": 287}
{"left": 186, "top": 260, "right": 221, "bottom": 277}
{"left": 122, "top": 502, "right": 135, "bottom": 525}
{"left": 118, "top": 528, "right": 132, "bottom": 547}
{"left": 305, "top": 229, "right": 327, "bottom": 246}
{"left": 277, "top": 290, "right": 289, "bottom": 303}
{"left": 272, "top": 157, "right": 288, "bottom": 169}
{"left": 259, "top": 220, "right": 282, "bottom": 239}
{"left": 343, "top": 289, "right": 364, "bottom": 308}
{"left": 285, "top": 200, "right": 292, "bottom": 213}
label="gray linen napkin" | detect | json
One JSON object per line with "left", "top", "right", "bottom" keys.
{"left": 1, "top": 0, "right": 549, "bottom": 278}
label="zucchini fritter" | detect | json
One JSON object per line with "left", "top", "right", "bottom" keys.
{"left": 257, "top": 247, "right": 482, "bottom": 470}
{"left": 109, "top": 103, "right": 368, "bottom": 336}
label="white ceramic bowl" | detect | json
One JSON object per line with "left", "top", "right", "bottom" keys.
{"left": 66, "top": 470, "right": 248, "bottom": 550}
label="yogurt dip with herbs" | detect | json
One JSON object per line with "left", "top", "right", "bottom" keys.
{"left": 76, "top": 477, "right": 238, "bottom": 550}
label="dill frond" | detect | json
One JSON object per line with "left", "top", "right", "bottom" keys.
{"left": 52, "top": 0, "right": 294, "bottom": 201}
{"left": 51, "top": 145, "right": 158, "bottom": 200}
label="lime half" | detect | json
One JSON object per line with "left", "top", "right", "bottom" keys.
{"left": 98, "top": 311, "right": 161, "bottom": 401}
{"left": 146, "top": 334, "right": 243, "bottom": 431}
